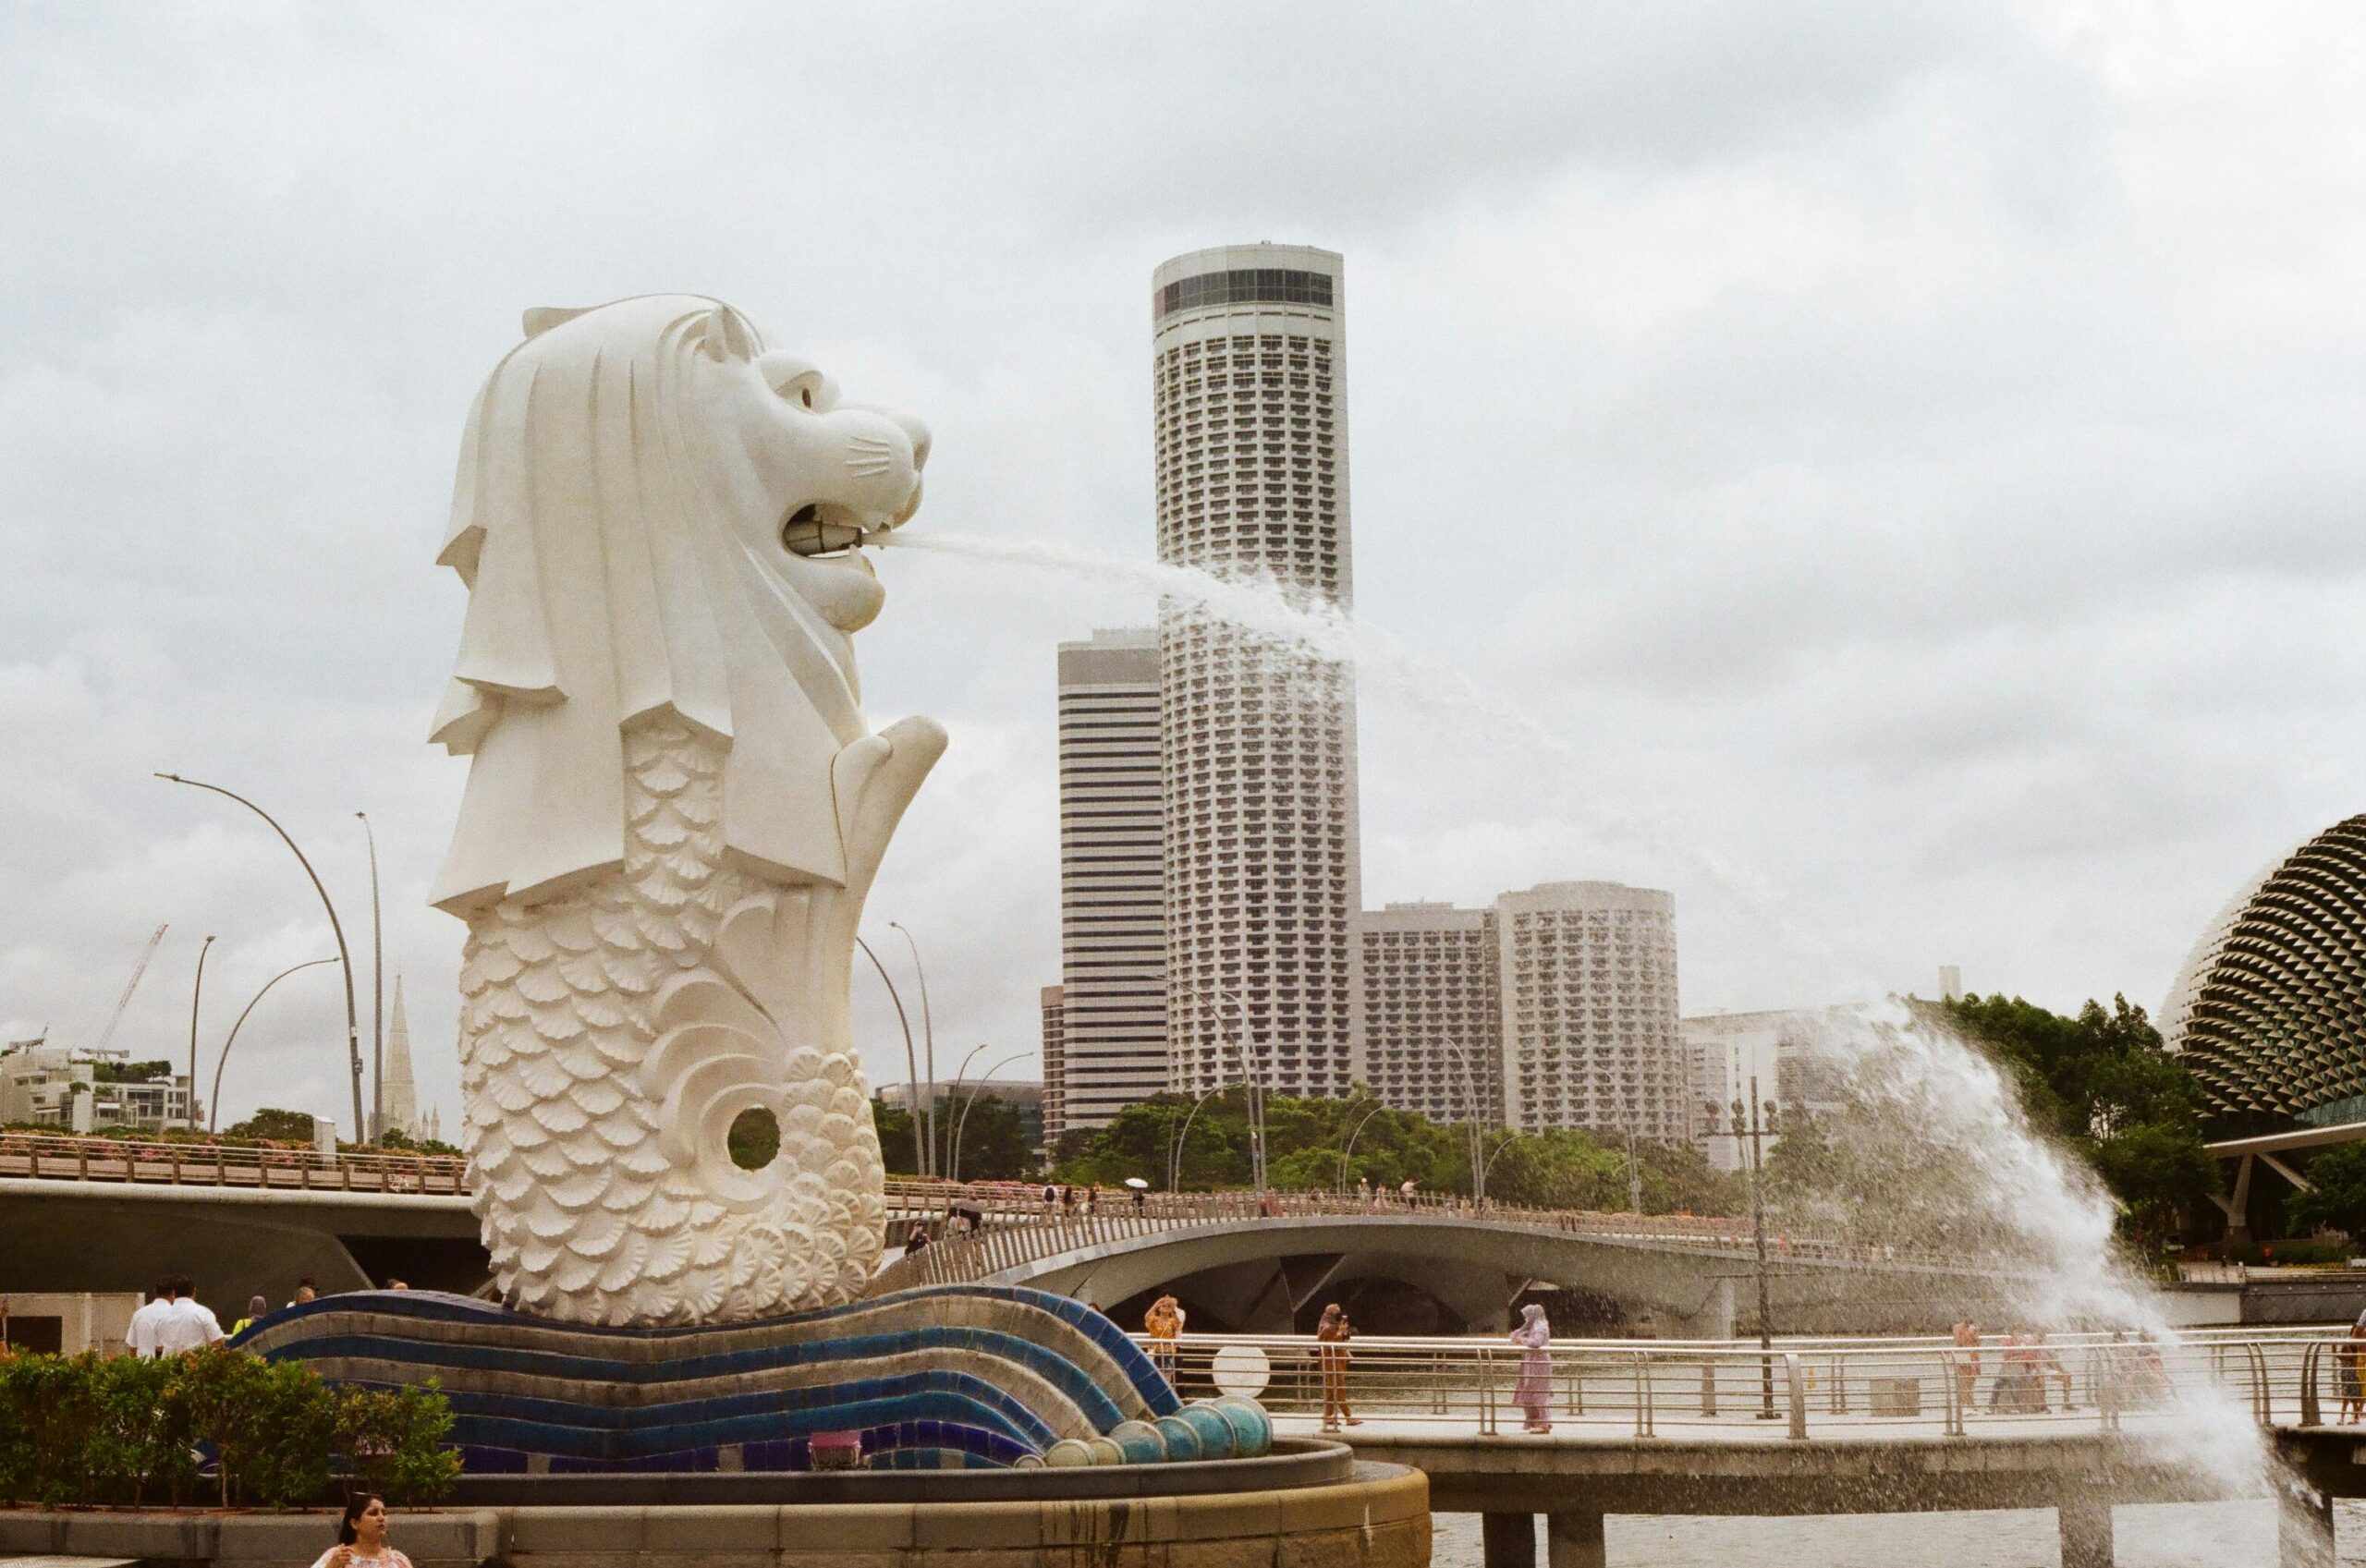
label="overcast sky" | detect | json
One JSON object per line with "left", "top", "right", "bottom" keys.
{"left": 4, "top": 3, "right": 2361, "bottom": 1137}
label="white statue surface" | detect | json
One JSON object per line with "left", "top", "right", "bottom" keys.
{"left": 429, "top": 295, "right": 942, "bottom": 1325}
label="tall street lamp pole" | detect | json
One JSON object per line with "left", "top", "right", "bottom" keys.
{"left": 185, "top": 935, "right": 215, "bottom": 1132}
{"left": 949, "top": 1050, "right": 1032, "bottom": 1182}
{"left": 1437, "top": 1040, "right": 1487, "bottom": 1204}
{"left": 356, "top": 812, "right": 384, "bottom": 1142}
{"left": 1705, "top": 1076, "right": 1781, "bottom": 1419}
{"left": 1196, "top": 980, "right": 1265, "bottom": 1192}
{"left": 939, "top": 1040, "right": 995, "bottom": 1176}
{"left": 158, "top": 773, "right": 363, "bottom": 1138}
{"left": 886, "top": 922, "right": 937, "bottom": 1182}
{"left": 856, "top": 936, "right": 930, "bottom": 1178}
{"left": 1167, "top": 1078, "right": 1243, "bottom": 1193}
{"left": 210, "top": 957, "right": 339, "bottom": 1134}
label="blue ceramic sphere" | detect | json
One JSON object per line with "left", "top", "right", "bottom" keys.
{"left": 1213, "top": 1395, "right": 1273, "bottom": 1457}
{"left": 1108, "top": 1419, "right": 1167, "bottom": 1464}
{"left": 1176, "top": 1401, "right": 1238, "bottom": 1459}
{"left": 1151, "top": 1415, "right": 1204, "bottom": 1462}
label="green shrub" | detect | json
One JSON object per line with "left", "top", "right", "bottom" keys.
{"left": 334, "top": 1382, "right": 460, "bottom": 1505}
{"left": 2226, "top": 1238, "right": 2357, "bottom": 1267}
{"left": 0, "top": 1347, "right": 458, "bottom": 1510}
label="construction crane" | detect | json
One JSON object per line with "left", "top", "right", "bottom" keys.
{"left": 91, "top": 923, "right": 168, "bottom": 1054}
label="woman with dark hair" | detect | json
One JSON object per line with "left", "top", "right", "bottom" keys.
{"left": 311, "top": 1493, "right": 410, "bottom": 1568}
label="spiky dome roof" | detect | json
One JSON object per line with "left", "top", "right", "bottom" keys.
{"left": 2164, "top": 814, "right": 2366, "bottom": 1133}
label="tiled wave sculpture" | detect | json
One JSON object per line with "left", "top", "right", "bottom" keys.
{"left": 234, "top": 1283, "right": 1272, "bottom": 1474}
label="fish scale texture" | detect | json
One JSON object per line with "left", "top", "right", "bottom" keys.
{"left": 457, "top": 717, "right": 885, "bottom": 1324}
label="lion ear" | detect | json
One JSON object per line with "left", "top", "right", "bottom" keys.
{"left": 695, "top": 306, "right": 758, "bottom": 363}
{"left": 521, "top": 306, "right": 592, "bottom": 337}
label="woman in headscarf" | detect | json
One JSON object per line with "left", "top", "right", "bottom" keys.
{"left": 1511, "top": 1303, "right": 1553, "bottom": 1433}
{"left": 1315, "top": 1303, "right": 1360, "bottom": 1431}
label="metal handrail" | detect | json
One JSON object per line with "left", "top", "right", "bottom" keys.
{"left": 1094, "top": 1330, "right": 2346, "bottom": 1441}
{"left": 0, "top": 1129, "right": 466, "bottom": 1193}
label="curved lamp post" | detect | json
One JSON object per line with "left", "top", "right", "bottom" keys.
{"left": 185, "top": 934, "right": 215, "bottom": 1131}
{"left": 1188, "top": 979, "right": 1266, "bottom": 1191}
{"left": 948, "top": 1050, "right": 1032, "bottom": 1182}
{"left": 1478, "top": 1127, "right": 1530, "bottom": 1207}
{"left": 856, "top": 936, "right": 930, "bottom": 1178}
{"left": 885, "top": 922, "right": 937, "bottom": 1177}
{"left": 208, "top": 956, "right": 338, "bottom": 1134}
{"left": 937, "top": 1040, "right": 996, "bottom": 1176}
{"left": 1436, "top": 1040, "right": 1489, "bottom": 1204}
{"left": 1166, "top": 1077, "right": 1243, "bottom": 1193}
{"left": 357, "top": 812, "right": 384, "bottom": 1141}
{"left": 157, "top": 774, "right": 363, "bottom": 1137}
{"left": 1335, "top": 1098, "right": 1388, "bottom": 1195}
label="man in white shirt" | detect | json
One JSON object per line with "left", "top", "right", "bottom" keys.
{"left": 159, "top": 1275, "right": 226, "bottom": 1355}
{"left": 124, "top": 1279, "right": 176, "bottom": 1359}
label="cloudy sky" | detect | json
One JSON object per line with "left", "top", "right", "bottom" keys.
{"left": 3, "top": 3, "right": 2360, "bottom": 1136}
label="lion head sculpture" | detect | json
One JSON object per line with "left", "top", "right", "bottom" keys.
{"left": 428, "top": 295, "right": 932, "bottom": 914}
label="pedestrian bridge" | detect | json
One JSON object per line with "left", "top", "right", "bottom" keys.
{"left": 2, "top": 1131, "right": 2001, "bottom": 1331}
{"left": 873, "top": 1189, "right": 2007, "bottom": 1336}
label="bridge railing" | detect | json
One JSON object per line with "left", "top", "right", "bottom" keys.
{"left": 1128, "top": 1331, "right": 2323, "bottom": 1439}
{"left": 871, "top": 1183, "right": 1974, "bottom": 1293}
{"left": 0, "top": 1130, "right": 469, "bottom": 1195}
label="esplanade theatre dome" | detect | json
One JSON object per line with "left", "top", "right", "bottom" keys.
{"left": 2162, "top": 814, "right": 2366, "bottom": 1136}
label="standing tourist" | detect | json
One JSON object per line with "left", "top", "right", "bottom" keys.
{"left": 125, "top": 1280, "right": 176, "bottom": 1359}
{"left": 1511, "top": 1304, "right": 1554, "bottom": 1433}
{"left": 311, "top": 1493, "right": 411, "bottom": 1568}
{"left": 2341, "top": 1314, "right": 2366, "bottom": 1423}
{"left": 1356, "top": 1175, "right": 1372, "bottom": 1205}
{"left": 228, "top": 1295, "right": 269, "bottom": 1338}
{"left": 1143, "top": 1294, "right": 1182, "bottom": 1380}
{"left": 1950, "top": 1318, "right": 1982, "bottom": 1414}
{"left": 1316, "top": 1303, "right": 1360, "bottom": 1431}
{"left": 1398, "top": 1179, "right": 1416, "bottom": 1206}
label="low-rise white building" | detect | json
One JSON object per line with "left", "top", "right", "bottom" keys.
{"left": 0, "top": 1038, "right": 194, "bottom": 1132}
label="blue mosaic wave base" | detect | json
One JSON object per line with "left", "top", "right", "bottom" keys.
{"left": 235, "top": 1283, "right": 1269, "bottom": 1474}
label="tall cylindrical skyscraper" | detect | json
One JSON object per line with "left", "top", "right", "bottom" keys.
{"left": 1153, "top": 244, "right": 1362, "bottom": 1100}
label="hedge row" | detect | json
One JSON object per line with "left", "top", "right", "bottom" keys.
{"left": 0, "top": 1347, "right": 460, "bottom": 1509}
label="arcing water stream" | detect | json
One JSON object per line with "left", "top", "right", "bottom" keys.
{"left": 880, "top": 529, "right": 2278, "bottom": 1504}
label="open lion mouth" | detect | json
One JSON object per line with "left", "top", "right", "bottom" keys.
{"left": 780, "top": 502, "right": 872, "bottom": 558}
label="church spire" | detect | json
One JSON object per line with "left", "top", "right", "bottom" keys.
{"left": 383, "top": 974, "right": 420, "bottom": 1137}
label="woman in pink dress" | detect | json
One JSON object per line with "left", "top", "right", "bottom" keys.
{"left": 1511, "top": 1304, "right": 1553, "bottom": 1433}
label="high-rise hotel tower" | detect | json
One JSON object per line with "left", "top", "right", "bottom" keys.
{"left": 1153, "top": 244, "right": 1362, "bottom": 1099}
{"left": 1055, "top": 628, "right": 1168, "bottom": 1130}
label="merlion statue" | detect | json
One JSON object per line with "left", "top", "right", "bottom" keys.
{"left": 427, "top": 295, "right": 944, "bottom": 1325}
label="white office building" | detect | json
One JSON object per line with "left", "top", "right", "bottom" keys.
{"left": 1153, "top": 243, "right": 1362, "bottom": 1100}
{"left": 1496, "top": 881, "right": 1687, "bottom": 1142}
{"left": 1055, "top": 627, "right": 1170, "bottom": 1128}
{"left": 1353, "top": 902, "right": 1499, "bottom": 1124}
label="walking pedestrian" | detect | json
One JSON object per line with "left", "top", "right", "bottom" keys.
{"left": 125, "top": 1279, "right": 176, "bottom": 1359}
{"left": 1316, "top": 1303, "right": 1360, "bottom": 1430}
{"left": 311, "top": 1493, "right": 412, "bottom": 1568}
{"left": 228, "top": 1295, "right": 270, "bottom": 1338}
{"left": 1511, "top": 1304, "right": 1554, "bottom": 1433}
{"left": 161, "top": 1276, "right": 225, "bottom": 1355}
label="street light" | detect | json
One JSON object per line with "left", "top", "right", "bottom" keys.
{"left": 939, "top": 1040, "right": 997, "bottom": 1176}
{"left": 185, "top": 935, "right": 215, "bottom": 1132}
{"left": 1478, "top": 1127, "right": 1530, "bottom": 1203}
{"left": 157, "top": 773, "right": 364, "bottom": 1137}
{"left": 1335, "top": 1099, "right": 1387, "bottom": 1195}
{"left": 855, "top": 936, "right": 930, "bottom": 1178}
{"left": 1703, "top": 1075, "right": 1782, "bottom": 1419}
{"left": 357, "top": 812, "right": 384, "bottom": 1142}
{"left": 1189, "top": 978, "right": 1266, "bottom": 1191}
{"left": 1435, "top": 1040, "right": 1489, "bottom": 1205}
{"left": 949, "top": 1050, "right": 1033, "bottom": 1182}
{"left": 209, "top": 957, "right": 338, "bottom": 1134}
{"left": 886, "top": 922, "right": 938, "bottom": 1181}
{"left": 1167, "top": 1078, "right": 1245, "bottom": 1193}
